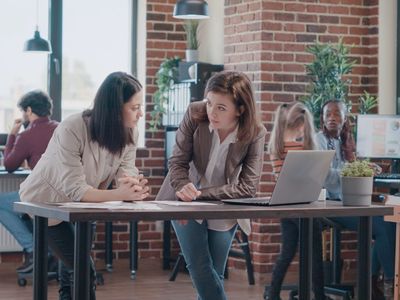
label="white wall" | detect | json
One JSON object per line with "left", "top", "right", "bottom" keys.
{"left": 198, "top": 0, "right": 224, "bottom": 64}
{"left": 379, "top": 0, "right": 397, "bottom": 114}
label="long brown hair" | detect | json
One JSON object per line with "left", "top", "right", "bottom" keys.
{"left": 192, "top": 71, "right": 262, "bottom": 144}
{"left": 320, "top": 99, "right": 355, "bottom": 162}
{"left": 269, "top": 102, "right": 316, "bottom": 159}
{"left": 83, "top": 72, "right": 142, "bottom": 154}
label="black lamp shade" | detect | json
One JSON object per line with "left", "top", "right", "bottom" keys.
{"left": 173, "top": 0, "right": 209, "bottom": 19}
{"left": 24, "top": 30, "right": 52, "bottom": 52}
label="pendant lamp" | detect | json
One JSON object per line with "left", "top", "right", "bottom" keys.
{"left": 24, "top": 0, "right": 51, "bottom": 52}
{"left": 173, "top": 0, "right": 210, "bottom": 19}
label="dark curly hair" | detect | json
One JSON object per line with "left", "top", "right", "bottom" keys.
{"left": 320, "top": 99, "right": 355, "bottom": 162}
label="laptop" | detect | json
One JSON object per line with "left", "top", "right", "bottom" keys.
{"left": 222, "top": 150, "right": 335, "bottom": 206}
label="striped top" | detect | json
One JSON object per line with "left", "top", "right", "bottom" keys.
{"left": 271, "top": 141, "right": 304, "bottom": 177}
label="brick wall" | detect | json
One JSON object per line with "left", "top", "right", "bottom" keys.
{"left": 224, "top": 0, "right": 379, "bottom": 276}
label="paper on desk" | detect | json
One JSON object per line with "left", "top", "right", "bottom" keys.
{"left": 385, "top": 195, "right": 400, "bottom": 206}
{"left": 150, "top": 200, "right": 218, "bottom": 206}
{"left": 59, "top": 201, "right": 162, "bottom": 210}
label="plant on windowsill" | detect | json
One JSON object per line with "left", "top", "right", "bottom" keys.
{"left": 341, "top": 160, "right": 374, "bottom": 206}
{"left": 301, "top": 39, "right": 378, "bottom": 129}
{"left": 150, "top": 56, "right": 181, "bottom": 131}
{"left": 183, "top": 20, "right": 199, "bottom": 62}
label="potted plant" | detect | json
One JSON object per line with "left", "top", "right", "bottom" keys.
{"left": 150, "top": 56, "right": 181, "bottom": 130}
{"left": 302, "top": 39, "right": 377, "bottom": 128}
{"left": 341, "top": 160, "right": 374, "bottom": 206}
{"left": 183, "top": 20, "right": 199, "bottom": 62}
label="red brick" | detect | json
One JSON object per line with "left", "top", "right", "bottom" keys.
{"left": 285, "top": 23, "right": 306, "bottom": 32}
{"left": 297, "top": 14, "right": 318, "bottom": 23}
{"left": 341, "top": 17, "right": 361, "bottom": 25}
{"left": 306, "top": 5, "right": 327, "bottom": 14}
{"left": 275, "top": 13, "right": 295, "bottom": 22}
{"left": 284, "top": 3, "right": 306, "bottom": 12}
{"left": 307, "top": 24, "right": 327, "bottom": 33}
{"left": 328, "top": 25, "right": 349, "bottom": 34}
{"left": 328, "top": 6, "right": 350, "bottom": 15}
{"left": 319, "top": 15, "right": 340, "bottom": 24}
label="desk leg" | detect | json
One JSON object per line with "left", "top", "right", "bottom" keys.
{"left": 129, "top": 221, "right": 138, "bottom": 279}
{"left": 105, "top": 222, "right": 113, "bottom": 272}
{"left": 163, "top": 220, "right": 171, "bottom": 270}
{"left": 74, "top": 222, "right": 91, "bottom": 300}
{"left": 358, "top": 216, "right": 372, "bottom": 300}
{"left": 299, "top": 217, "right": 313, "bottom": 300}
{"left": 395, "top": 223, "right": 400, "bottom": 300}
{"left": 33, "top": 216, "right": 48, "bottom": 300}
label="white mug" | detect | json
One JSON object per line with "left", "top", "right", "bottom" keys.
{"left": 318, "top": 188, "right": 326, "bottom": 201}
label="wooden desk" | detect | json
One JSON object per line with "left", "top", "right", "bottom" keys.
{"left": 15, "top": 200, "right": 393, "bottom": 300}
{"left": 385, "top": 205, "right": 400, "bottom": 300}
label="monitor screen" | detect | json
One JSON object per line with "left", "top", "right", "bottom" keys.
{"left": 356, "top": 114, "right": 400, "bottom": 159}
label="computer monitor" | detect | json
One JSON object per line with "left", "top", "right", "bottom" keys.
{"left": 356, "top": 114, "right": 400, "bottom": 159}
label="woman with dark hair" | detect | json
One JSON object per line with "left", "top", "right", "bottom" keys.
{"left": 156, "top": 71, "right": 266, "bottom": 300}
{"left": 317, "top": 99, "right": 395, "bottom": 300}
{"left": 19, "top": 72, "right": 149, "bottom": 300}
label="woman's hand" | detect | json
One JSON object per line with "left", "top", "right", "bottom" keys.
{"left": 369, "top": 163, "right": 382, "bottom": 175}
{"left": 118, "top": 174, "right": 148, "bottom": 188}
{"left": 115, "top": 178, "right": 149, "bottom": 201}
{"left": 175, "top": 183, "right": 201, "bottom": 202}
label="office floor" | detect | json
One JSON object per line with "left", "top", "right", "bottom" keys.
{"left": 0, "top": 259, "right": 270, "bottom": 300}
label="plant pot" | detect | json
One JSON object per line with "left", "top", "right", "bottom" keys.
{"left": 185, "top": 49, "right": 199, "bottom": 62}
{"left": 341, "top": 176, "right": 373, "bottom": 206}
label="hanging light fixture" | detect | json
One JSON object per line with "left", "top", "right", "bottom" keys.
{"left": 24, "top": 0, "right": 51, "bottom": 52}
{"left": 173, "top": 0, "right": 210, "bottom": 19}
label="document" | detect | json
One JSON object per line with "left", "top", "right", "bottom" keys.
{"left": 385, "top": 195, "right": 400, "bottom": 206}
{"left": 59, "top": 201, "right": 162, "bottom": 210}
{"left": 150, "top": 200, "right": 218, "bottom": 206}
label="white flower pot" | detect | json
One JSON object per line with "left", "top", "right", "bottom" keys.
{"left": 185, "top": 49, "right": 199, "bottom": 62}
{"left": 341, "top": 176, "right": 373, "bottom": 206}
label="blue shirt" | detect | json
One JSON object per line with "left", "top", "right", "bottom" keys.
{"left": 315, "top": 132, "right": 345, "bottom": 200}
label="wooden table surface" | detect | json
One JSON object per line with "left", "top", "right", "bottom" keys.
{"left": 15, "top": 200, "right": 393, "bottom": 222}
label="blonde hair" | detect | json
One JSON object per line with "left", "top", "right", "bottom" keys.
{"left": 268, "top": 102, "right": 316, "bottom": 159}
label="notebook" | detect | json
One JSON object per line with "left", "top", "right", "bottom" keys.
{"left": 222, "top": 150, "right": 335, "bottom": 206}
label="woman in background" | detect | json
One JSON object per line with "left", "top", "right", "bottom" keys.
{"left": 317, "top": 99, "right": 395, "bottom": 300}
{"left": 265, "top": 102, "right": 328, "bottom": 300}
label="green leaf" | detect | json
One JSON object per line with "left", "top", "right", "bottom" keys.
{"left": 150, "top": 57, "right": 181, "bottom": 130}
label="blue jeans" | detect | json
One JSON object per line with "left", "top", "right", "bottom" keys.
{"left": 172, "top": 220, "right": 237, "bottom": 300}
{"left": 331, "top": 216, "right": 395, "bottom": 279}
{"left": 0, "top": 192, "right": 33, "bottom": 252}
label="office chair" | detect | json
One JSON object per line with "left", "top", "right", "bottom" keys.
{"left": 17, "top": 255, "right": 59, "bottom": 287}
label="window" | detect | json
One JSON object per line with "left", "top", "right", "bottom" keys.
{"left": 0, "top": 0, "right": 49, "bottom": 132}
{"left": 62, "top": 0, "right": 145, "bottom": 146}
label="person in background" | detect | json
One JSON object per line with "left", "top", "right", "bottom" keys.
{"left": 19, "top": 72, "right": 149, "bottom": 300}
{"left": 265, "top": 102, "right": 329, "bottom": 300}
{"left": 317, "top": 99, "right": 395, "bottom": 300}
{"left": 0, "top": 90, "right": 58, "bottom": 273}
{"left": 156, "top": 71, "right": 266, "bottom": 300}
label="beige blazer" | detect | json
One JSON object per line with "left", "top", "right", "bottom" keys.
{"left": 156, "top": 102, "right": 266, "bottom": 235}
{"left": 19, "top": 113, "right": 139, "bottom": 206}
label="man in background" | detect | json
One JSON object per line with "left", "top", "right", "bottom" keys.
{"left": 0, "top": 90, "right": 58, "bottom": 273}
